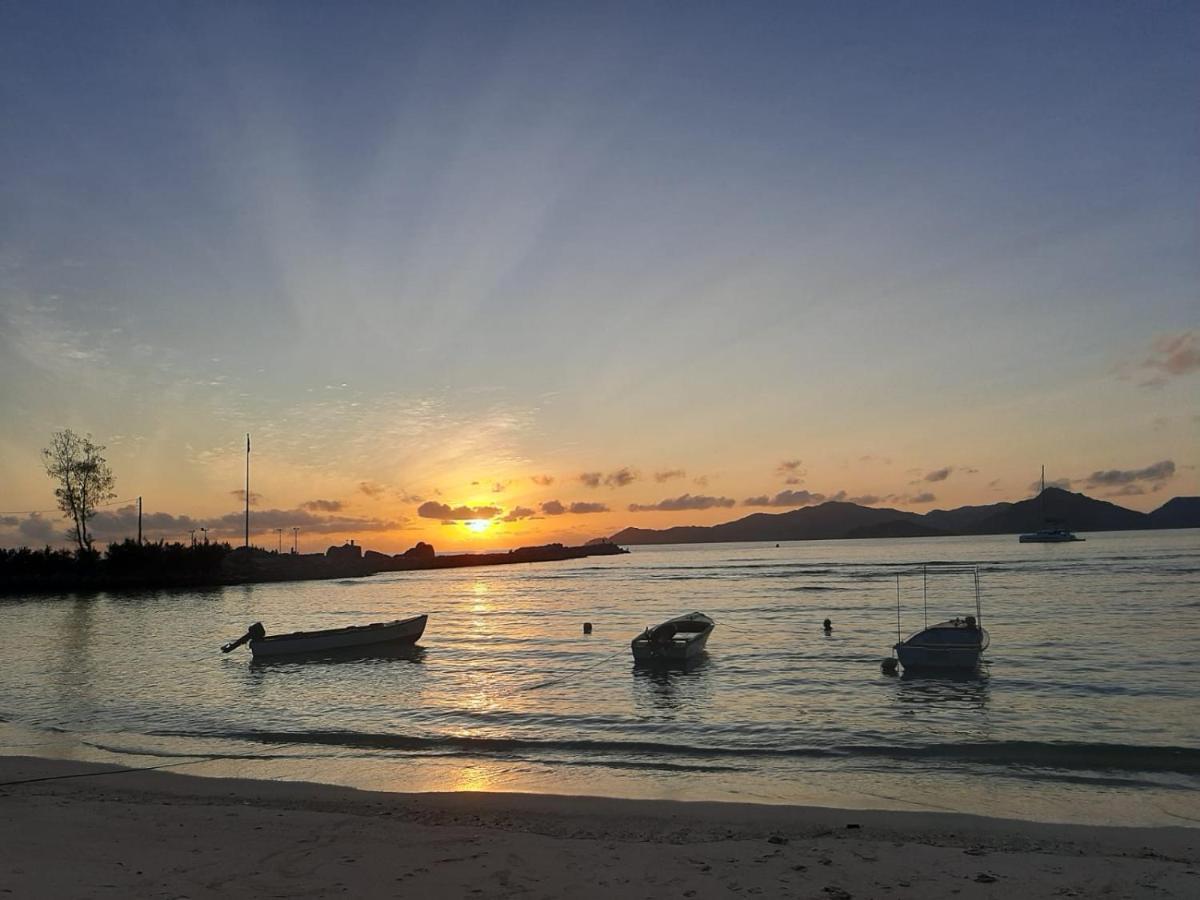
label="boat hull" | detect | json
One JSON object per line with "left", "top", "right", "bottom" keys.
{"left": 249, "top": 614, "right": 427, "bottom": 658}
{"left": 894, "top": 643, "right": 983, "bottom": 671}
{"left": 1019, "top": 533, "right": 1082, "bottom": 543}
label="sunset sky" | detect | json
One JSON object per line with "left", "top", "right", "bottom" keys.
{"left": 1, "top": 2, "right": 1196, "bottom": 552}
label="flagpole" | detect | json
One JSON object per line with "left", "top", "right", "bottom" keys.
{"left": 244, "top": 433, "right": 250, "bottom": 549}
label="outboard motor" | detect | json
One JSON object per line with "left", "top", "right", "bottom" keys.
{"left": 221, "top": 622, "right": 266, "bottom": 653}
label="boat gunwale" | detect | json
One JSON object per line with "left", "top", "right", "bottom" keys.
{"left": 255, "top": 613, "right": 427, "bottom": 644}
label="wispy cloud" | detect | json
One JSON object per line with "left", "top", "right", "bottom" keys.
{"left": 530, "top": 474, "right": 555, "bottom": 486}
{"left": 502, "top": 506, "right": 536, "bottom": 521}
{"left": 579, "top": 467, "right": 639, "bottom": 488}
{"left": 1118, "top": 330, "right": 1200, "bottom": 387}
{"left": 743, "top": 489, "right": 824, "bottom": 508}
{"left": 539, "top": 499, "right": 610, "bottom": 515}
{"left": 1083, "top": 460, "right": 1175, "bottom": 490}
{"left": 230, "top": 489, "right": 262, "bottom": 506}
{"left": 924, "top": 466, "right": 954, "bottom": 482}
{"left": 358, "top": 481, "right": 386, "bottom": 498}
{"left": 654, "top": 469, "right": 686, "bottom": 483}
{"left": 301, "top": 499, "right": 343, "bottom": 512}
{"left": 628, "top": 494, "right": 735, "bottom": 512}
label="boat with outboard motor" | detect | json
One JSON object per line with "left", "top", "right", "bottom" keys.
{"left": 221, "top": 614, "right": 427, "bottom": 658}
{"left": 631, "top": 612, "right": 714, "bottom": 663}
{"left": 885, "top": 565, "right": 989, "bottom": 673}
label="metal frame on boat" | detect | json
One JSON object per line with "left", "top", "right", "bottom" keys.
{"left": 890, "top": 565, "right": 989, "bottom": 672}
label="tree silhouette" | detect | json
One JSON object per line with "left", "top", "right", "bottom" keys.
{"left": 41, "top": 430, "right": 115, "bottom": 553}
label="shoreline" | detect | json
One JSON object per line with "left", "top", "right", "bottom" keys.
{"left": 2, "top": 755, "right": 1196, "bottom": 899}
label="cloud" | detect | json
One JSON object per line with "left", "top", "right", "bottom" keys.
{"left": 18, "top": 513, "right": 59, "bottom": 543}
{"left": 358, "top": 481, "right": 386, "bottom": 498}
{"left": 230, "top": 489, "right": 262, "bottom": 506}
{"left": 301, "top": 499, "right": 343, "bottom": 512}
{"left": 743, "top": 490, "right": 825, "bottom": 508}
{"left": 654, "top": 469, "right": 686, "bottom": 483}
{"left": 604, "top": 467, "right": 639, "bottom": 488}
{"left": 628, "top": 494, "right": 736, "bottom": 512}
{"left": 1141, "top": 331, "right": 1200, "bottom": 381}
{"left": 580, "top": 468, "right": 639, "bottom": 488}
{"left": 417, "top": 501, "right": 501, "bottom": 521}
{"left": 1106, "top": 484, "right": 1146, "bottom": 497}
{"left": 538, "top": 500, "right": 608, "bottom": 515}
{"left": 924, "top": 467, "right": 954, "bottom": 482}
{"left": 907, "top": 492, "right": 937, "bottom": 504}
{"left": 692, "top": 475, "right": 709, "bottom": 487}
{"left": 502, "top": 506, "right": 536, "bottom": 521}
{"left": 775, "top": 460, "right": 806, "bottom": 485}
{"left": 491, "top": 481, "right": 508, "bottom": 493}
{"left": 848, "top": 494, "right": 881, "bottom": 505}
{"left": 1083, "top": 460, "right": 1175, "bottom": 489}
{"left": 530, "top": 474, "right": 555, "bottom": 486}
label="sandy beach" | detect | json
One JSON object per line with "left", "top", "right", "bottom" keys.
{"left": 1, "top": 757, "right": 1195, "bottom": 899}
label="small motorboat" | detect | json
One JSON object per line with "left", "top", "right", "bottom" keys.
{"left": 886, "top": 565, "right": 989, "bottom": 673}
{"left": 631, "top": 612, "right": 714, "bottom": 663}
{"left": 894, "top": 615, "right": 990, "bottom": 671}
{"left": 221, "top": 614, "right": 427, "bottom": 658}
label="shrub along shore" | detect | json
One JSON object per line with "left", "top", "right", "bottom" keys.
{"left": 0, "top": 538, "right": 628, "bottom": 595}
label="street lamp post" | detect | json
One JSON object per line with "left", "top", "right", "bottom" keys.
{"left": 200, "top": 527, "right": 209, "bottom": 545}
{"left": 292, "top": 526, "right": 299, "bottom": 554}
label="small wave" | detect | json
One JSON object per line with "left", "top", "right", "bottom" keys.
{"left": 182, "top": 730, "right": 1200, "bottom": 775}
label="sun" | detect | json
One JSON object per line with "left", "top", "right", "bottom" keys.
{"left": 465, "top": 519, "right": 491, "bottom": 533}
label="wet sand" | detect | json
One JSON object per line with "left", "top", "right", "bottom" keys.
{"left": 1, "top": 756, "right": 1195, "bottom": 898}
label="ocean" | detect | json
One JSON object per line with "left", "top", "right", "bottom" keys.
{"left": 1, "top": 530, "right": 1197, "bottom": 826}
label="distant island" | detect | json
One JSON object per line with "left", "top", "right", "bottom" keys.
{"left": 606, "top": 488, "right": 1200, "bottom": 545}
{"left": 0, "top": 540, "right": 628, "bottom": 595}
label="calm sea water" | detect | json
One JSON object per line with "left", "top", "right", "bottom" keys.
{"left": 2, "top": 531, "right": 1198, "bottom": 825}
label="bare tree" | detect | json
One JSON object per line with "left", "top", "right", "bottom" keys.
{"left": 42, "top": 430, "right": 116, "bottom": 553}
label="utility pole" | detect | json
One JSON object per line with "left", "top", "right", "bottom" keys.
{"left": 137, "top": 496, "right": 142, "bottom": 545}
{"left": 292, "top": 526, "right": 299, "bottom": 554}
{"left": 189, "top": 529, "right": 196, "bottom": 548}
{"left": 244, "top": 433, "right": 251, "bottom": 549}
{"left": 276, "top": 528, "right": 282, "bottom": 554}
{"left": 200, "top": 527, "right": 209, "bottom": 545}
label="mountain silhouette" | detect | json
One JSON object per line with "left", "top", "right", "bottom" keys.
{"left": 607, "top": 489, "right": 1198, "bottom": 545}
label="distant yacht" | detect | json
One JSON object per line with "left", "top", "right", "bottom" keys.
{"left": 1019, "top": 467, "right": 1084, "bottom": 543}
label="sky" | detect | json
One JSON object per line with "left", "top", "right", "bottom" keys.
{"left": 1, "top": 1, "right": 1197, "bottom": 552}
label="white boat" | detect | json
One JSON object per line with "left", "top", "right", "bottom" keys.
{"left": 889, "top": 566, "right": 989, "bottom": 673}
{"left": 221, "top": 614, "right": 427, "bottom": 658}
{"left": 1019, "top": 466, "right": 1083, "bottom": 543}
{"left": 631, "top": 612, "right": 714, "bottom": 663}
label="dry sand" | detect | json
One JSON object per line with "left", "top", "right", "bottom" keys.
{"left": 0, "top": 756, "right": 1195, "bottom": 899}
